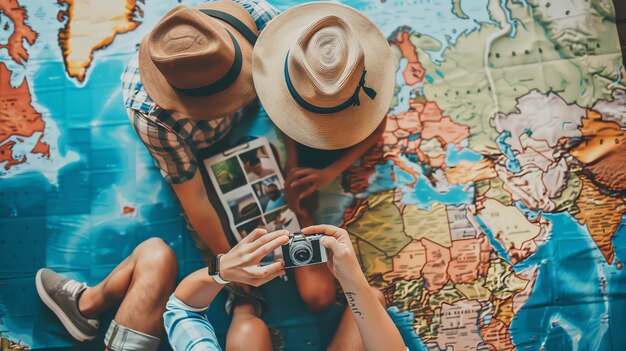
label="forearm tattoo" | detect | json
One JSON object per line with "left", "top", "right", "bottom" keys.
{"left": 345, "top": 292, "right": 364, "bottom": 319}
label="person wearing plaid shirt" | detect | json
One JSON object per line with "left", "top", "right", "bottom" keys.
{"left": 123, "top": 0, "right": 338, "bottom": 323}
{"left": 118, "top": 0, "right": 288, "bottom": 349}
{"left": 121, "top": 0, "right": 352, "bottom": 348}
{"left": 122, "top": 0, "right": 280, "bottom": 260}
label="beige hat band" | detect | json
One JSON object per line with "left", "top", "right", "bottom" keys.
{"left": 173, "top": 9, "right": 258, "bottom": 97}
{"left": 284, "top": 50, "right": 377, "bottom": 115}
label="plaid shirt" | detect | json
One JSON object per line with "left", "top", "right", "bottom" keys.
{"left": 122, "top": 0, "right": 280, "bottom": 184}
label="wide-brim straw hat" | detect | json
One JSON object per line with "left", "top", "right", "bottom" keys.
{"left": 252, "top": 2, "right": 394, "bottom": 150}
{"left": 139, "top": 1, "right": 259, "bottom": 119}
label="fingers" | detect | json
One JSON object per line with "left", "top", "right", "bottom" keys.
{"left": 247, "top": 260, "right": 286, "bottom": 285}
{"left": 293, "top": 168, "right": 314, "bottom": 177}
{"left": 251, "top": 232, "right": 290, "bottom": 260}
{"left": 320, "top": 236, "right": 343, "bottom": 255}
{"left": 251, "top": 269, "right": 286, "bottom": 286}
{"left": 241, "top": 228, "right": 268, "bottom": 244}
{"left": 298, "top": 186, "right": 317, "bottom": 200}
{"left": 290, "top": 175, "right": 318, "bottom": 189}
{"left": 248, "top": 230, "right": 288, "bottom": 251}
{"left": 302, "top": 225, "right": 346, "bottom": 239}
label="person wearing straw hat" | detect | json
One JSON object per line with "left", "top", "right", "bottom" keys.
{"left": 122, "top": 0, "right": 273, "bottom": 261}
{"left": 252, "top": 0, "right": 394, "bottom": 226}
{"left": 252, "top": 0, "right": 395, "bottom": 334}
{"left": 119, "top": 0, "right": 284, "bottom": 349}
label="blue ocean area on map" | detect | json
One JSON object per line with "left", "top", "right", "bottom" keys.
{"left": 391, "top": 58, "right": 420, "bottom": 114}
{"left": 366, "top": 156, "right": 474, "bottom": 210}
{"left": 445, "top": 144, "right": 483, "bottom": 166}
{"left": 510, "top": 213, "right": 626, "bottom": 350}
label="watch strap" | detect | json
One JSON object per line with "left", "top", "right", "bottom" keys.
{"left": 208, "top": 254, "right": 230, "bottom": 284}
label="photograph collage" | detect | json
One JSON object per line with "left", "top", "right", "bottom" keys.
{"left": 204, "top": 138, "right": 300, "bottom": 242}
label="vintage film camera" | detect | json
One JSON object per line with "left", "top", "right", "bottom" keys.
{"left": 281, "top": 232, "right": 328, "bottom": 269}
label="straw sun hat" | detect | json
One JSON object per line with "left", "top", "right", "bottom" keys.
{"left": 252, "top": 2, "right": 394, "bottom": 150}
{"left": 139, "top": 1, "right": 259, "bottom": 119}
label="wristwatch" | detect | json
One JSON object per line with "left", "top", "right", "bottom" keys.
{"left": 208, "top": 254, "right": 230, "bottom": 285}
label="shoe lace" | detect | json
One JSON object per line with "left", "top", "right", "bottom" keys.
{"left": 61, "top": 279, "right": 85, "bottom": 297}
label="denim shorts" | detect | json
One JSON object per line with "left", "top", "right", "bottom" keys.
{"left": 104, "top": 320, "right": 160, "bottom": 351}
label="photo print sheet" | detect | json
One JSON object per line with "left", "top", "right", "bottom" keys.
{"left": 203, "top": 137, "right": 300, "bottom": 242}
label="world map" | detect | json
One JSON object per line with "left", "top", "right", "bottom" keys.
{"left": 1, "top": 0, "right": 625, "bottom": 350}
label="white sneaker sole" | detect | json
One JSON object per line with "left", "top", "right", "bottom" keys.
{"left": 35, "top": 269, "right": 95, "bottom": 342}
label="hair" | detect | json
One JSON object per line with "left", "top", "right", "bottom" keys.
{"left": 246, "top": 156, "right": 261, "bottom": 166}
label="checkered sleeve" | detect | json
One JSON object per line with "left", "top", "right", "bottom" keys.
{"left": 232, "top": 0, "right": 281, "bottom": 30}
{"left": 164, "top": 295, "right": 221, "bottom": 351}
{"left": 129, "top": 110, "right": 197, "bottom": 184}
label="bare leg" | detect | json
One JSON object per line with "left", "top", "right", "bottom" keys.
{"left": 79, "top": 238, "right": 178, "bottom": 337}
{"left": 327, "top": 287, "right": 386, "bottom": 351}
{"left": 294, "top": 264, "right": 337, "bottom": 311}
{"left": 294, "top": 193, "right": 338, "bottom": 311}
{"left": 226, "top": 302, "right": 272, "bottom": 351}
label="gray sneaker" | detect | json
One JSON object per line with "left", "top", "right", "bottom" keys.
{"left": 35, "top": 268, "right": 100, "bottom": 341}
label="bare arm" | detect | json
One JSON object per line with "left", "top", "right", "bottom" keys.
{"left": 165, "top": 230, "right": 288, "bottom": 351}
{"left": 172, "top": 170, "right": 232, "bottom": 255}
{"left": 288, "top": 118, "right": 386, "bottom": 199}
{"left": 283, "top": 131, "right": 299, "bottom": 172}
{"left": 173, "top": 229, "right": 289, "bottom": 308}
{"left": 324, "top": 117, "right": 386, "bottom": 177}
{"left": 302, "top": 225, "right": 405, "bottom": 351}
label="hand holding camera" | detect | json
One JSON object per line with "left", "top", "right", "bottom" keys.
{"left": 218, "top": 229, "right": 288, "bottom": 287}
{"left": 301, "top": 225, "right": 364, "bottom": 286}
{"left": 281, "top": 232, "right": 328, "bottom": 268}
{"left": 217, "top": 225, "right": 360, "bottom": 287}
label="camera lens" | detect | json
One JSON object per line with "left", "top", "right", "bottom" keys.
{"left": 290, "top": 242, "right": 313, "bottom": 265}
{"left": 294, "top": 248, "right": 311, "bottom": 262}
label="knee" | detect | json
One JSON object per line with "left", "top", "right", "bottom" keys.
{"left": 227, "top": 316, "right": 270, "bottom": 351}
{"left": 134, "top": 238, "right": 178, "bottom": 288}
{"left": 370, "top": 287, "right": 386, "bottom": 307}
{"left": 299, "top": 280, "right": 337, "bottom": 312}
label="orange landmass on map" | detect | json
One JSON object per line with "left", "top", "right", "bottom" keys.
{"left": 574, "top": 174, "right": 625, "bottom": 265}
{"left": 416, "top": 101, "right": 470, "bottom": 147}
{"left": 0, "top": 0, "right": 37, "bottom": 65}
{"left": 393, "top": 31, "right": 425, "bottom": 86}
{"left": 445, "top": 159, "right": 496, "bottom": 185}
{"left": 492, "top": 295, "right": 516, "bottom": 326}
{"left": 480, "top": 318, "right": 515, "bottom": 351}
{"left": 416, "top": 235, "right": 492, "bottom": 293}
{"left": 343, "top": 30, "right": 472, "bottom": 192}
{"left": 570, "top": 110, "right": 626, "bottom": 192}
{"left": 448, "top": 236, "right": 491, "bottom": 284}
{"left": 57, "top": 0, "right": 145, "bottom": 81}
{"left": 421, "top": 238, "right": 451, "bottom": 293}
{"left": 383, "top": 240, "right": 426, "bottom": 282}
{"left": 0, "top": 63, "right": 49, "bottom": 169}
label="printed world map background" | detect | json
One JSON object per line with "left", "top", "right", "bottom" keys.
{"left": 1, "top": 0, "right": 625, "bottom": 350}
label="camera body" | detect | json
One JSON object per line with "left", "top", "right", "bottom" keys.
{"left": 281, "top": 233, "right": 328, "bottom": 269}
